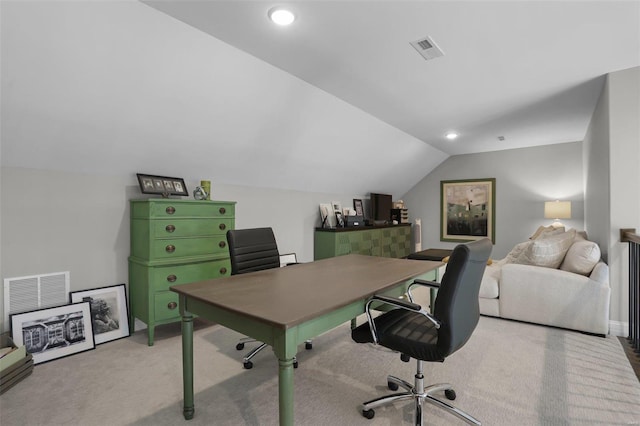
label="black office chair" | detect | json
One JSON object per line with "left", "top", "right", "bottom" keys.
{"left": 351, "top": 238, "right": 492, "bottom": 425}
{"left": 226, "top": 227, "right": 311, "bottom": 369}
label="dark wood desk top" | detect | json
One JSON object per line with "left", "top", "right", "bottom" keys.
{"left": 171, "top": 254, "right": 441, "bottom": 330}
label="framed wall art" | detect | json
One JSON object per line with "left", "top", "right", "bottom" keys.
{"left": 10, "top": 302, "right": 95, "bottom": 365}
{"left": 70, "top": 284, "right": 130, "bottom": 345}
{"left": 441, "top": 178, "right": 496, "bottom": 243}
{"left": 137, "top": 173, "right": 188, "bottom": 197}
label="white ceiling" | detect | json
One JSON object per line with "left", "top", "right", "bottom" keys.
{"left": 144, "top": 0, "right": 640, "bottom": 155}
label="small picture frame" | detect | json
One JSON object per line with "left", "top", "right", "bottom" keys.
{"left": 319, "top": 203, "right": 336, "bottom": 228}
{"left": 353, "top": 199, "right": 364, "bottom": 216}
{"left": 331, "top": 201, "right": 342, "bottom": 215}
{"left": 137, "top": 173, "right": 188, "bottom": 197}
{"left": 10, "top": 302, "right": 95, "bottom": 365}
{"left": 70, "top": 284, "right": 130, "bottom": 345}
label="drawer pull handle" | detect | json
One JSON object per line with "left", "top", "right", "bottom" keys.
{"left": 166, "top": 225, "right": 176, "bottom": 233}
{"left": 166, "top": 245, "right": 176, "bottom": 253}
{"left": 219, "top": 267, "right": 227, "bottom": 275}
{"left": 219, "top": 223, "right": 226, "bottom": 230}
{"left": 167, "top": 302, "right": 178, "bottom": 310}
{"left": 166, "top": 206, "right": 176, "bottom": 215}
{"left": 219, "top": 207, "right": 226, "bottom": 215}
{"left": 219, "top": 241, "right": 226, "bottom": 248}
{"left": 167, "top": 274, "right": 177, "bottom": 282}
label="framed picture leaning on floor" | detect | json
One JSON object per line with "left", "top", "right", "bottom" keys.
{"left": 70, "top": 284, "right": 130, "bottom": 345}
{"left": 10, "top": 302, "right": 95, "bottom": 364}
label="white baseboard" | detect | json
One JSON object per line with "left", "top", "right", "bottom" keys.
{"left": 609, "top": 320, "right": 629, "bottom": 337}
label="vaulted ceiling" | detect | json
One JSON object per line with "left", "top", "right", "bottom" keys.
{"left": 2, "top": 1, "right": 639, "bottom": 196}
{"left": 144, "top": 0, "right": 640, "bottom": 155}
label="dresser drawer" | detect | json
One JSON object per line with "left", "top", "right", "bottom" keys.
{"left": 151, "top": 259, "right": 231, "bottom": 292}
{"left": 149, "top": 236, "right": 228, "bottom": 260}
{"left": 154, "top": 291, "right": 181, "bottom": 322}
{"left": 152, "top": 218, "right": 233, "bottom": 238}
{"left": 148, "top": 202, "right": 234, "bottom": 218}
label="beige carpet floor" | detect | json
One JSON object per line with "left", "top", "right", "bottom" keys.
{"left": 1, "top": 315, "right": 639, "bottom": 426}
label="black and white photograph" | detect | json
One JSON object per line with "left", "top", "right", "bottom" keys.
{"left": 10, "top": 302, "right": 95, "bottom": 365}
{"left": 136, "top": 173, "right": 189, "bottom": 196}
{"left": 70, "top": 284, "right": 130, "bottom": 345}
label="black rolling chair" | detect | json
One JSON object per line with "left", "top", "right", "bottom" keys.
{"left": 351, "top": 238, "right": 492, "bottom": 425}
{"left": 226, "top": 227, "right": 311, "bottom": 369}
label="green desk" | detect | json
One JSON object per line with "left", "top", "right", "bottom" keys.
{"left": 170, "top": 254, "right": 442, "bottom": 425}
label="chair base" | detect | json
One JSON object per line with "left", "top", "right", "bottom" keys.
{"left": 361, "top": 360, "right": 480, "bottom": 426}
{"left": 236, "top": 337, "right": 312, "bottom": 369}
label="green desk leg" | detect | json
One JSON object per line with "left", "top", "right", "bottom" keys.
{"left": 274, "top": 327, "right": 297, "bottom": 426}
{"left": 181, "top": 304, "right": 195, "bottom": 420}
{"left": 278, "top": 357, "right": 295, "bottom": 426}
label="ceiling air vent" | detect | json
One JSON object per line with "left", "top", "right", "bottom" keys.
{"left": 410, "top": 36, "right": 444, "bottom": 61}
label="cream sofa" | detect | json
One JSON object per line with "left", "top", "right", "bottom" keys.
{"left": 479, "top": 228, "right": 611, "bottom": 335}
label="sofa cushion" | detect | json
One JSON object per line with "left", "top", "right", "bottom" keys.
{"left": 515, "top": 229, "right": 576, "bottom": 268}
{"left": 560, "top": 240, "right": 601, "bottom": 275}
{"left": 479, "top": 264, "right": 500, "bottom": 299}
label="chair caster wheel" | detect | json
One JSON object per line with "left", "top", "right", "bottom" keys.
{"left": 293, "top": 361, "right": 299, "bottom": 369}
{"left": 305, "top": 342, "right": 313, "bottom": 350}
{"left": 445, "top": 389, "right": 456, "bottom": 400}
{"left": 362, "top": 409, "right": 375, "bottom": 419}
{"left": 236, "top": 343, "right": 245, "bottom": 350}
{"left": 243, "top": 361, "right": 253, "bottom": 369}
{"left": 400, "top": 353, "right": 410, "bottom": 362}
{"left": 387, "top": 381, "right": 399, "bottom": 391}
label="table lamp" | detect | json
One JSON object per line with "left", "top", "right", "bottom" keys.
{"left": 544, "top": 200, "right": 571, "bottom": 228}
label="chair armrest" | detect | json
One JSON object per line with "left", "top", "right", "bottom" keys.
{"left": 407, "top": 279, "right": 440, "bottom": 303}
{"left": 364, "top": 295, "right": 440, "bottom": 344}
{"left": 410, "top": 278, "right": 440, "bottom": 289}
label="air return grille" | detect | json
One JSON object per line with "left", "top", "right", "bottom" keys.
{"left": 3, "top": 271, "right": 69, "bottom": 331}
{"left": 410, "top": 36, "right": 444, "bottom": 61}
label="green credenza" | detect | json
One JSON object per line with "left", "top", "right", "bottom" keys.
{"left": 128, "top": 199, "right": 236, "bottom": 346}
{"left": 314, "top": 224, "right": 412, "bottom": 260}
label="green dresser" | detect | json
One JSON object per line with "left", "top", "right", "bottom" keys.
{"left": 129, "top": 199, "right": 236, "bottom": 345}
{"left": 314, "top": 224, "right": 412, "bottom": 260}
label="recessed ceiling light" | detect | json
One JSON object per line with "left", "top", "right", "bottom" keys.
{"left": 445, "top": 132, "right": 459, "bottom": 140}
{"left": 268, "top": 7, "right": 295, "bottom": 26}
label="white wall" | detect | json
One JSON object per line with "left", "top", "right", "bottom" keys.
{"left": 607, "top": 67, "right": 640, "bottom": 327}
{"left": 583, "top": 76, "right": 610, "bottom": 261}
{"left": 0, "top": 166, "right": 364, "bottom": 331}
{"left": 401, "top": 142, "right": 585, "bottom": 259}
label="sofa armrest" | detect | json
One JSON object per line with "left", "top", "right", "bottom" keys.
{"left": 499, "top": 263, "right": 610, "bottom": 335}
{"left": 589, "top": 261, "right": 609, "bottom": 285}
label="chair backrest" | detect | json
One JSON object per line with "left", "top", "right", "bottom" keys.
{"left": 226, "top": 228, "right": 281, "bottom": 275}
{"left": 433, "top": 238, "right": 492, "bottom": 358}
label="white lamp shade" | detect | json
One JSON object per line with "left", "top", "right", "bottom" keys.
{"left": 544, "top": 201, "right": 571, "bottom": 219}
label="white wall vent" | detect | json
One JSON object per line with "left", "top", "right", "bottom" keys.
{"left": 410, "top": 36, "right": 444, "bottom": 61}
{"left": 3, "top": 271, "right": 70, "bottom": 332}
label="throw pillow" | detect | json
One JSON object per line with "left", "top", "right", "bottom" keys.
{"left": 560, "top": 240, "right": 601, "bottom": 275}
{"left": 529, "top": 225, "right": 551, "bottom": 240}
{"left": 504, "top": 241, "right": 533, "bottom": 264}
{"left": 515, "top": 229, "right": 576, "bottom": 269}
{"left": 535, "top": 226, "right": 566, "bottom": 240}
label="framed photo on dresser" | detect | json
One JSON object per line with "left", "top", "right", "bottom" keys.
{"left": 137, "top": 173, "right": 188, "bottom": 197}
